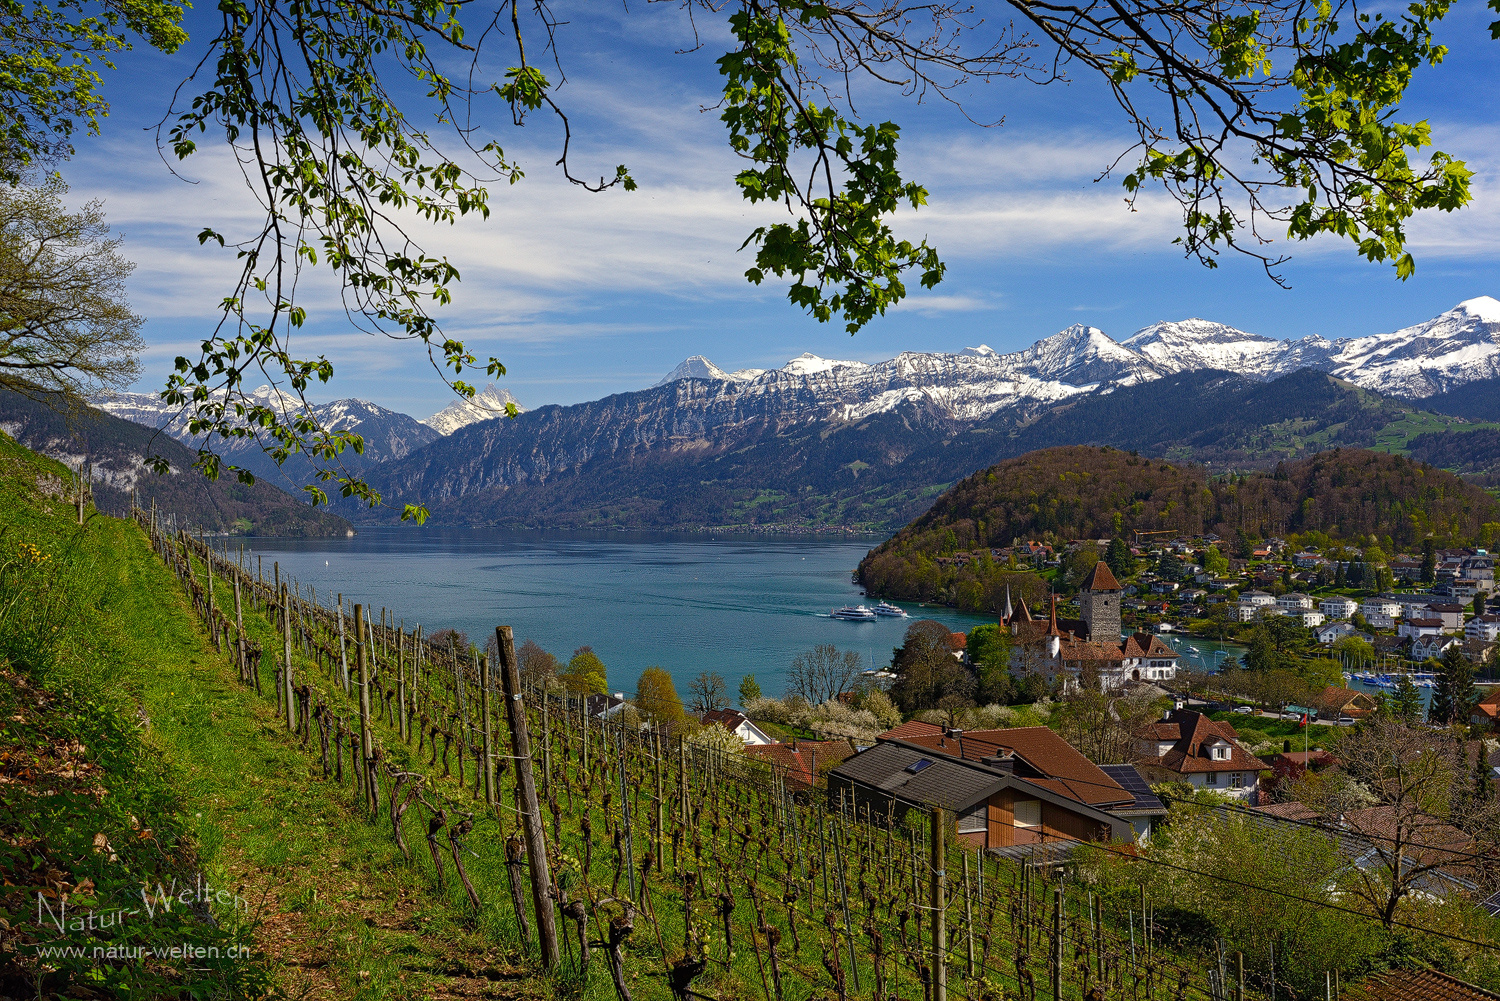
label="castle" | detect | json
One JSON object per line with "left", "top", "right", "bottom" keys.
{"left": 1003, "top": 561, "right": 1179, "bottom": 690}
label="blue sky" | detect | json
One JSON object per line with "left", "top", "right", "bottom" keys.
{"left": 66, "top": 2, "right": 1500, "bottom": 418}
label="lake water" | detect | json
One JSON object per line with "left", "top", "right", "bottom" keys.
{"left": 234, "top": 527, "right": 996, "bottom": 699}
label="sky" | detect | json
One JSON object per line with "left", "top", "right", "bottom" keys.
{"left": 63, "top": 2, "right": 1500, "bottom": 420}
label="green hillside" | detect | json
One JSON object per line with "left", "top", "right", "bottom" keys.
{"left": 857, "top": 445, "right": 1500, "bottom": 607}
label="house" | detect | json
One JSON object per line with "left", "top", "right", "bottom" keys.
{"left": 1465, "top": 638, "right": 1497, "bottom": 665}
{"left": 1293, "top": 551, "right": 1325, "bottom": 568}
{"left": 1320, "top": 596, "right": 1359, "bottom": 620}
{"left": 1395, "top": 595, "right": 1437, "bottom": 619}
{"left": 1316, "top": 621, "right": 1359, "bottom": 645}
{"left": 700, "top": 709, "right": 777, "bottom": 746}
{"left": 1470, "top": 689, "right": 1500, "bottom": 730}
{"left": 1360, "top": 598, "right": 1402, "bottom": 622}
{"left": 745, "top": 738, "right": 856, "bottom": 792}
{"left": 1298, "top": 610, "right": 1326, "bottom": 627}
{"left": 1413, "top": 635, "right": 1463, "bottom": 661}
{"left": 1466, "top": 615, "right": 1500, "bottom": 642}
{"left": 1277, "top": 592, "right": 1314, "bottom": 613}
{"left": 1004, "top": 565, "right": 1179, "bottom": 689}
{"left": 1345, "top": 969, "right": 1500, "bottom": 1001}
{"left": 1399, "top": 617, "right": 1446, "bottom": 640}
{"left": 1259, "top": 749, "right": 1337, "bottom": 797}
{"left": 1133, "top": 710, "right": 1264, "bottom": 801}
{"left": 1241, "top": 590, "right": 1275, "bottom": 608}
{"left": 1315, "top": 685, "right": 1379, "bottom": 720}
{"left": 827, "top": 721, "right": 1163, "bottom": 851}
{"left": 1429, "top": 603, "right": 1468, "bottom": 630}
{"left": 585, "top": 692, "right": 629, "bottom": 720}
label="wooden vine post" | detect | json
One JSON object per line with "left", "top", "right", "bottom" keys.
{"left": 355, "top": 603, "right": 373, "bottom": 813}
{"left": 481, "top": 655, "right": 495, "bottom": 806}
{"left": 930, "top": 806, "right": 946, "bottom": 1001}
{"left": 282, "top": 584, "right": 296, "bottom": 731}
{"left": 337, "top": 595, "right": 350, "bottom": 693}
{"left": 233, "top": 573, "right": 246, "bottom": 682}
{"left": 495, "top": 625, "right": 559, "bottom": 969}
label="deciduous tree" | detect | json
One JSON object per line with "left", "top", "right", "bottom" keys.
{"left": 0, "top": 180, "right": 143, "bottom": 402}
{"left": 560, "top": 646, "right": 607, "bottom": 696}
{"left": 635, "top": 667, "right": 687, "bottom": 725}
{"left": 687, "top": 670, "right": 729, "bottom": 714}
{"left": 787, "top": 645, "right": 863, "bottom": 707}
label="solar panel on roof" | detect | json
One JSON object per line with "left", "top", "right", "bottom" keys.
{"left": 1099, "top": 764, "right": 1165, "bottom": 810}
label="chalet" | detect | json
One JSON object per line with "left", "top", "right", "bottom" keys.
{"left": 1470, "top": 689, "right": 1500, "bottom": 730}
{"left": 1004, "top": 565, "right": 1179, "bottom": 689}
{"left": 1133, "top": 710, "right": 1264, "bottom": 801}
{"left": 745, "top": 738, "right": 856, "bottom": 792}
{"left": 1320, "top": 596, "right": 1359, "bottom": 620}
{"left": 1315, "top": 686, "right": 1379, "bottom": 720}
{"left": 1315, "top": 621, "right": 1359, "bottom": 645}
{"left": 1413, "top": 635, "right": 1463, "bottom": 661}
{"left": 827, "top": 721, "right": 1164, "bottom": 851}
{"left": 700, "top": 709, "right": 776, "bottom": 746}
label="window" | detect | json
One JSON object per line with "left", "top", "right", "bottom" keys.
{"left": 905, "top": 759, "right": 933, "bottom": 775}
{"left": 957, "top": 800, "right": 987, "bottom": 834}
{"left": 1211, "top": 745, "right": 1230, "bottom": 761}
{"left": 1206, "top": 771, "right": 1219, "bottom": 786}
{"left": 1013, "top": 799, "right": 1041, "bottom": 828}
{"left": 1230, "top": 773, "right": 1243, "bottom": 789}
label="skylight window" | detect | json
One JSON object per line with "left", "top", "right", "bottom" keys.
{"left": 905, "top": 759, "right": 934, "bottom": 775}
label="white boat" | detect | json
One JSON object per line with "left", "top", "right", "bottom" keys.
{"left": 831, "top": 605, "right": 878, "bottom": 621}
{"left": 873, "top": 601, "right": 908, "bottom": 617}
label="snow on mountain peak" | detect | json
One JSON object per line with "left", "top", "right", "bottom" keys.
{"left": 1453, "top": 296, "right": 1500, "bottom": 324}
{"left": 782, "top": 353, "right": 867, "bottom": 376}
{"left": 422, "top": 384, "right": 524, "bottom": 435}
{"left": 961, "top": 345, "right": 998, "bottom": 358}
{"left": 655, "top": 355, "right": 734, "bottom": 386}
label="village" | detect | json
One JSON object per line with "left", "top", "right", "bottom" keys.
{"left": 556, "top": 532, "right": 1500, "bottom": 1000}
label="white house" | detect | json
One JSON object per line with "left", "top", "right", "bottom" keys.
{"left": 1316, "top": 621, "right": 1359, "bottom": 644}
{"left": 1466, "top": 615, "right": 1500, "bottom": 642}
{"left": 700, "top": 709, "right": 777, "bottom": 746}
{"left": 1242, "top": 590, "right": 1275, "bottom": 608}
{"left": 1320, "top": 596, "right": 1359, "bottom": 620}
{"left": 1360, "top": 598, "right": 1402, "bottom": 620}
{"left": 1277, "top": 593, "right": 1314, "bottom": 613}
{"left": 1412, "top": 635, "right": 1463, "bottom": 661}
{"left": 1398, "top": 617, "right": 1445, "bottom": 640}
{"left": 1299, "top": 610, "right": 1326, "bottom": 628}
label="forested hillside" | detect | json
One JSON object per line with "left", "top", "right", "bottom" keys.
{"left": 1408, "top": 427, "right": 1500, "bottom": 489}
{"left": 858, "top": 446, "right": 1500, "bottom": 606}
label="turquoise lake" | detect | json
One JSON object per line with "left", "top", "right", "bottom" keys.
{"left": 236, "top": 527, "right": 996, "bottom": 699}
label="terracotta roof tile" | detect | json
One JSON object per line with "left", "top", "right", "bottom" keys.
{"left": 1080, "top": 561, "right": 1123, "bottom": 592}
{"left": 886, "top": 726, "right": 1132, "bottom": 808}
{"left": 1345, "top": 969, "right": 1500, "bottom": 1001}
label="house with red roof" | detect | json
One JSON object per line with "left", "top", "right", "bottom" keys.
{"left": 828, "top": 721, "right": 1165, "bottom": 852}
{"left": 744, "top": 738, "right": 856, "bottom": 792}
{"left": 1471, "top": 689, "right": 1500, "bottom": 731}
{"left": 1133, "top": 709, "right": 1266, "bottom": 801}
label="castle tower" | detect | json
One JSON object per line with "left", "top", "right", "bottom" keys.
{"left": 1078, "top": 561, "right": 1123, "bottom": 641}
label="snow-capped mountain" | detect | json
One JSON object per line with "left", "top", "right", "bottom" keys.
{"left": 647, "top": 297, "right": 1500, "bottom": 421}
{"left": 422, "top": 384, "right": 525, "bottom": 435}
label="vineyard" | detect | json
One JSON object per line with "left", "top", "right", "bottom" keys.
{"left": 131, "top": 502, "right": 1435, "bottom": 1001}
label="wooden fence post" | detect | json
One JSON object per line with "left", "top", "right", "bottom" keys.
{"left": 496, "top": 625, "right": 559, "bottom": 969}
{"left": 233, "top": 574, "right": 246, "bottom": 683}
{"left": 931, "top": 806, "right": 946, "bottom": 1001}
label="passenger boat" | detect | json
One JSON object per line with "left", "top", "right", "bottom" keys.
{"left": 873, "top": 601, "right": 908, "bottom": 617}
{"left": 830, "top": 605, "right": 878, "bottom": 621}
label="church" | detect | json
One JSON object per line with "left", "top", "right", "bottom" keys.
{"left": 1002, "top": 561, "right": 1179, "bottom": 690}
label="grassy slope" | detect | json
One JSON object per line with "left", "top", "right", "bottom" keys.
{"left": 0, "top": 432, "right": 547, "bottom": 1000}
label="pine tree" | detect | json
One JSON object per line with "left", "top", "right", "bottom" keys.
{"left": 1435, "top": 647, "right": 1478, "bottom": 727}
{"left": 1421, "top": 538, "right": 1437, "bottom": 584}
{"left": 1335, "top": 563, "right": 1347, "bottom": 588}
{"left": 1390, "top": 675, "right": 1423, "bottom": 723}
{"left": 1475, "top": 747, "right": 1495, "bottom": 805}
{"left": 1105, "top": 537, "right": 1136, "bottom": 579}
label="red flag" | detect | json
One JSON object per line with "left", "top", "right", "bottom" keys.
{"left": 1299, "top": 714, "right": 1308, "bottom": 728}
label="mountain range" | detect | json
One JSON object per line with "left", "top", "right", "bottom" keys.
{"left": 86, "top": 297, "right": 1500, "bottom": 530}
